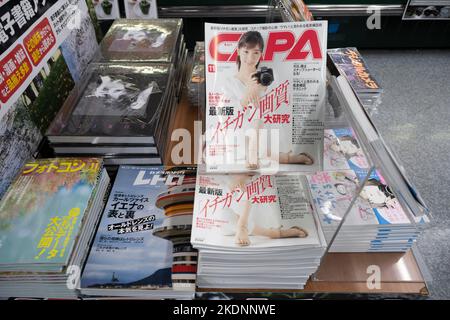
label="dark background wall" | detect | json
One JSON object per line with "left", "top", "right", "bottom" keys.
{"left": 98, "top": 1, "right": 450, "bottom": 49}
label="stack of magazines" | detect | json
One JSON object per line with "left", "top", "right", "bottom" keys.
{"left": 46, "top": 19, "right": 188, "bottom": 166}
{"left": 308, "top": 170, "right": 424, "bottom": 252}
{"left": 191, "top": 174, "right": 327, "bottom": 290}
{"left": 327, "top": 47, "right": 383, "bottom": 113}
{"left": 79, "top": 166, "right": 196, "bottom": 299}
{"left": 0, "top": 158, "right": 109, "bottom": 299}
{"left": 192, "top": 21, "right": 329, "bottom": 290}
{"left": 305, "top": 127, "right": 428, "bottom": 252}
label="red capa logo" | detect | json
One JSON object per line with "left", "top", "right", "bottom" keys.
{"left": 208, "top": 30, "right": 323, "bottom": 62}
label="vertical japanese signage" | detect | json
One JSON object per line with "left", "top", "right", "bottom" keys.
{"left": 0, "top": 0, "right": 88, "bottom": 120}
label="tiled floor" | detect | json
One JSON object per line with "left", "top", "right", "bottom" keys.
{"left": 361, "top": 49, "right": 450, "bottom": 299}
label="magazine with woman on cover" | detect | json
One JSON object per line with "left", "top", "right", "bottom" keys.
{"left": 191, "top": 173, "right": 325, "bottom": 251}
{"left": 204, "top": 21, "right": 327, "bottom": 174}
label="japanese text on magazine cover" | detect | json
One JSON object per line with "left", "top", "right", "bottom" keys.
{"left": 204, "top": 21, "right": 327, "bottom": 173}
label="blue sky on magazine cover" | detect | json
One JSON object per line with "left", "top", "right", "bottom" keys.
{"left": 81, "top": 166, "right": 173, "bottom": 287}
{"left": 0, "top": 182, "right": 92, "bottom": 265}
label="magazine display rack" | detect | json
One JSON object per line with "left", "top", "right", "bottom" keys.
{"left": 70, "top": 4, "right": 432, "bottom": 298}
{"left": 167, "top": 42, "right": 432, "bottom": 297}
{"left": 165, "top": 77, "right": 432, "bottom": 298}
{"left": 0, "top": 8, "right": 433, "bottom": 299}
{"left": 310, "top": 70, "right": 432, "bottom": 291}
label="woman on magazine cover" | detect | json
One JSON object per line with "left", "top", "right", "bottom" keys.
{"left": 224, "top": 31, "right": 314, "bottom": 170}
{"left": 219, "top": 174, "right": 308, "bottom": 246}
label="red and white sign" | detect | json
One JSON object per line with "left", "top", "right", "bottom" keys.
{"left": 0, "top": 44, "right": 32, "bottom": 103}
{"left": 0, "top": 0, "right": 88, "bottom": 120}
{"left": 23, "top": 18, "right": 56, "bottom": 66}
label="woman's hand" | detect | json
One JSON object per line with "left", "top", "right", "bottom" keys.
{"left": 240, "top": 74, "right": 266, "bottom": 108}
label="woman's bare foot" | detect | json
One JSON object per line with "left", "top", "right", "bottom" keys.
{"left": 246, "top": 134, "right": 259, "bottom": 170}
{"left": 235, "top": 225, "right": 251, "bottom": 246}
{"left": 290, "top": 152, "right": 314, "bottom": 165}
{"left": 245, "top": 161, "right": 259, "bottom": 170}
{"left": 246, "top": 149, "right": 259, "bottom": 170}
{"left": 267, "top": 226, "right": 308, "bottom": 239}
{"left": 279, "top": 151, "right": 314, "bottom": 165}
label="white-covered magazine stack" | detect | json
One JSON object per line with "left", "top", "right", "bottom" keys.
{"left": 191, "top": 174, "right": 327, "bottom": 290}
{"left": 191, "top": 19, "right": 329, "bottom": 290}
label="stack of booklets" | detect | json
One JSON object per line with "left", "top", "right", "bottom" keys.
{"left": 80, "top": 165, "right": 197, "bottom": 299}
{"left": 0, "top": 158, "right": 109, "bottom": 299}
{"left": 330, "top": 74, "right": 430, "bottom": 221}
{"left": 187, "top": 42, "right": 205, "bottom": 113}
{"left": 96, "top": 19, "right": 185, "bottom": 67}
{"left": 46, "top": 19, "right": 188, "bottom": 166}
{"left": 96, "top": 19, "right": 188, "bottom": 158}
{"left": 191, "top": 174, "right": 327, "bottom": 290}
{"left": 305, "top": 127, "right": 427, "bottom": 252}
{"left": 307, "top": 170, "right": 422, "bottom": 252}
{"left": 327, "top": 48, "right": 383, "bottom": 113}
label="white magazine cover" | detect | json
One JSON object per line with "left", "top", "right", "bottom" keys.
{"left": 191, "top": 173, "right": 323, "bottom": 250}
{"left": 204, "top": 22, "right": 328, "bottom": 173}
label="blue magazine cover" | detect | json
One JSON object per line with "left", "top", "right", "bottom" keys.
{"left": 0, "top": 158, "right": 102, "bottom": 269}
{"left": 81, "top": 165, "right": 196, "bottom": 296}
